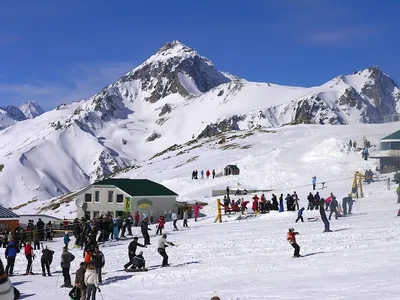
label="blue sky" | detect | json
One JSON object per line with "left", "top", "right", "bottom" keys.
{"left": 0, "top": 0, "right": 398, "bottom": 110}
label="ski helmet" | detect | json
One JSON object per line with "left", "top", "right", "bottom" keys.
{"left": 288, "top": 228, "right": 294, "bottom": 232}
{"left": 162, "top": 234, "right": 167, "bottom": 238}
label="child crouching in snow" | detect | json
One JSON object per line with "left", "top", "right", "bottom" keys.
{"left": 287, "top": 228, "right": 301, "bottom": 257}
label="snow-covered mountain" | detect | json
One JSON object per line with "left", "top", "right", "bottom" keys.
{"left": 0, "top": 40, "right": 400, "bottom": 208}
{"left": 0, "top": 100, "right": 44, "bottom": 130}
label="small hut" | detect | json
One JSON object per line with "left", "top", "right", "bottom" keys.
{"left": 0, "top": 206, "right": 20, "bottom": 231}
{"left": 224, "top": 165, "right": 240, "bottom": 176}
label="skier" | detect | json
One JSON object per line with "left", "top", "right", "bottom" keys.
{"left": 319, "top": 199, "right": 331, "bottom": 232}
{"left": 182, "top": 208, "right": 189, "bottom": 228}
{"left": 74, "top": 262, "right": 87, "bottom": 300}
{"left": 64, "top": 231, "right": 70, "bottom": 248}
{"left": 212, "top": 169, "right": 216, "bottom": 179}
{"left": 84, "top": 263, "right": 100, "bottom": 300}
{"left": 91, "top": 245, "right": 105, "bottom": 283}
{"left": 5, "top": 238, "right": 19, "bottom": 276}
{"left": 193, "top": 202, "right": 202, "bottom": 222}
{"left": 24, "top": 241, "right": 35, "bottom": 275}
{"left": 157, "top": 234, "right": 175, "bottom": 267}
{"left": 171, "top": 211, "right": 178, "bottom": 231}
{"left": 312, "top": 176, "right": 317, "bottom": 190}
{"left": 329, "top": 196, "right": 339, "bottom": 220}
{"left": 287, "top": 228, "right": 301, "bottom": 257}
{"left": 156, "top": 216, "right": 165, "bottom": 235}
{"left": 61, "top": 246, "right": 75, "bottom": 288}
{"left": 200, "top": 170, "right": 204, "bottom": 179}
{"left": 295, "top": 207, "right": 305, "bottom": 223}
{"left": 41, "top": 245, "right": 54, "bottom": 277}
{"left": 141, "top": 218, "right": 151, "bottom": 245}
{"left": 0, "top": 258, "right": 14, "bottom": 300}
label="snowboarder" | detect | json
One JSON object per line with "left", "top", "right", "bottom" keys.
{"left": 141, "top": 219, "right": 151, "bottom": 246}
{"left": 156, "top": 216, "right": 165, "bottom": 235}
{"left": 64, "top": 231, "right": 70, "bottom": 248}
{"left": 312, "top": 176, "right": 317, "bottom": 190}
{"left": 157, "top": 234, "right": 175, "bottom": 267}
{"left": 41, "top": 245, "right": 54, "bottom": 277}
{"left": 127, "top": 251, "right": 146, "bottom": 270}
{"left": 0, "top": 258, "right": 14, "bottom": 300}
{"left": 84, "top": 262, "right": 100, "bottom": 300}
{"left": 124, "top": 237, "right": 146, "bottom": 270}
{"left": 5, "top": 238, "right": 19, "bottom": 276}
{"left": 74, "top": 262, "right": 87, "bottom": 300}
{"left": 91, "top": 245, "right": 105, "bottom": 283}
{"left": 319, "top": 199, "right": 331, "bottom": 232}
{"left": 60, "top": 246, "right": 75, "bottom": 288}
{"left": 295, "top": 207, "right": 305, "bottom": 223}
{"left": 193, "top": 202, "right": 202, "bottom": 222}
{"left": 287, "top": 228, "right": 300, "bottom": 257}
{"left": 24, "top": 241, "right": 35, "bottom": 275}
{"left": 171, "top": 211, "right": 178, "bottom": 231}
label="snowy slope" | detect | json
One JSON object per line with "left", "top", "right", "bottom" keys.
{"left": 1, "top": 41, "right": 400, "bottom": 208}
{"left": 4, "top": 175, "right": 400, "bottom": 300}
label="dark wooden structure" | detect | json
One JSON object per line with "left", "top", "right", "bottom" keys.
{"left": 224, "top": 165, "right": 240, "bottom": 176}
{"left": 0, "top": 206, "right": 20, "bottom": 231}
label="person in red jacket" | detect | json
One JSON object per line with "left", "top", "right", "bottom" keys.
{"left": 134, "top": 211, "right": 140, "bottom": 227}
{"left": 24, "top": 241, "right": 35, "bottom": 275}
{"left": 206, "top": 170, "right": 210, "bottom": 178}
{"left": 156, "top": 216, "right": 165, "bottom": 235}
{"left": 252, "top": 195, "right": 259, "bottom": 213}
{"left": 287, "top": 228, "right": 300, "bottom": 257}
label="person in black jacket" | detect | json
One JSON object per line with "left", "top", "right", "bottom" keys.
{"left": 140, "top": 219, "right": 151, "bottom": 246}
{"left": 124, "top": 237, "right": 145, "bottom": 269}
{"left": 91, "top": 246, "right": 105, "bottom": 283}
{"left": 130, "top": 251, "right": 146, "bottom": 270}
{"left": 319, "top": 199, "right": 331, "bottom": 232}
{"left": 41, "top": 246, "right": 54, "bottom": 276}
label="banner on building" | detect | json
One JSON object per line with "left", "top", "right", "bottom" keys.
{"left": 124, "top": 197, "right": 131, "bottom": 214}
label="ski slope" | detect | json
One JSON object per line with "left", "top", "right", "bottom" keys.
{"left": 2, "top": 178, "right": 400, "bottom": 300}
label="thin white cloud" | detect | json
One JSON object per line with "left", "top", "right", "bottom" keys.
{"left": 0, "top": 61, "right": 135, "bottom": 110}
{"left": 301, "top": 27, "right": 378, "bottom": 46}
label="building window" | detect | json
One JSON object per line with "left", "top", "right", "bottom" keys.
{"left": 84, "top": 193, "right": 92, "bottom": 202}
{"left": 93, "top": 211, "right": 99, "bottom": 219}
{"left": 116, "top": 194, "right": 124, "bottom": 203}
{"left": 116, "top": 211, "right": 124, "bottom": 218}
{"left": 108, "top": 191, "right": 114, "bottom": 203}
{"left": 84, "top": 211, "right": 91, "bottom": 220}
{"left": 94, "top": 191, "right": 100, "bottom": 203}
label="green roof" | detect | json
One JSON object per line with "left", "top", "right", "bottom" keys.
{"left": 381, "top": 130, "right": 400, "bottom": 141}
{"left": 93, "top": 178, "right": 178, "bottom": 197}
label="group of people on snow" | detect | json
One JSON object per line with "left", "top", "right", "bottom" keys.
{"left": 191, "top": 169, "right": 216, "bottom": 179}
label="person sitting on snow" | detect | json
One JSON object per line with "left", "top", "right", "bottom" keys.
{"left": 130, "top": 251, "right": 146, "bottom": 270}
{"left": 287, "top": 228, "right": 300, "bottom": 257}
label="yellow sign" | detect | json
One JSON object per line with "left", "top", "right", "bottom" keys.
{"left": 124, "top": 197, "right": 131, "bottom": 213}
{"left": 138, "top": 203, "right": 151, "bottom": 208}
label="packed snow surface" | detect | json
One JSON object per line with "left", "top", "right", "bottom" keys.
{"left": 3, "top": 179, "right": 400, "bottom": 299}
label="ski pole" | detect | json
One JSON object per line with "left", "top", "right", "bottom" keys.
{"left": 55, "top": 266, "right": 61, "bottom": 288}
{"left": 99, "top": 289, "right": 105, "bottom": 300}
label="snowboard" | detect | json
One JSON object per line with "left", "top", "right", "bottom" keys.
{"left": 125, "top": 268, "right": 148, "bottom": 272}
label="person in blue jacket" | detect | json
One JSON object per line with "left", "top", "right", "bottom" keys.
{"left": 295, "top": 207, "right": 305, "bottom": 223}
{"left": 312, "top": 176, "right": 317, "bottom": 190}
{"left": 5, "top": 239, "right": 20, "bottom": 276}
{"left": 64, "top": 232, "right": 70, "bottom": 248}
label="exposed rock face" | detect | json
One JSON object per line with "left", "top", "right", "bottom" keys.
{"left": 159, "top": 103, "right": 172, "bottom": 116}
{"left": 197, "top": 115, "right": 245, "bottom": 139}
{"left": 146, "top": 132, "right": 161, "bottom": 142}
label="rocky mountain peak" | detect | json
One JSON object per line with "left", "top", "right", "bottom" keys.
{"left": 19, "top": 101, "right": 45, "bottom": 119}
